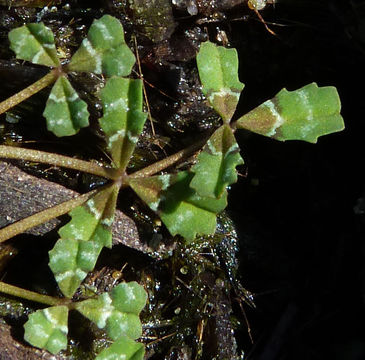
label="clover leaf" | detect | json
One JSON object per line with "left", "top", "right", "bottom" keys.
{"left": 130, "top": 172, "right": 228, "bottom": 241}
{"left": 190, "top": 124, "right": 243, "bottom": 198}
{"left": 99, "top": 77, "right": 147, "bottom": 170}
{"left": 57, "top": 184, "right": 118, "bottom": 248}
{"left": 196, "top": 41, "right": 244, "bottom": 123}
{"left": 24, "top": 306, "right": 68, "bottom": 354}
{"left": 7, "top": 16, "right": 138, "bottom": 138}
{"left": 236, "top": 82, "right": 345, "bottom": 143}
{"left": 75, "top": 282, "right": 147, "bottom": 340}
{"left": 8, "top": 22, "right": 60, "bottom": 67}
{"left": 68, "top": 15, "right": 136, "bottom": 77}
{"left": 48, "top": 238, "right": 103, "bottom": 298}
{"left": 49, "top": 184, "right": 119, "bottom": 297}
{"left": 43, "top": 75, "right": 90, "bottom": 137}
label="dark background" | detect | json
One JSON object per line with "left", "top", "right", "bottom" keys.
{"left": 229, "top": 0, "right": 365, "bottom": 359}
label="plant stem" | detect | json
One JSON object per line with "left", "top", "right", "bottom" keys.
{"left": 128, "top": 135, "right": 209, "bottom": 180}
{"left": 0, "top": 145, "right": 119, "bottom": 179}
{"left": 0, "top": 189, "right": 96, "bottom": 243}
{"left": 0, "top": 281, "right": 67, "bottom": 306}
{"left": 0, "top": 70, "right": 58, "bottom": 115}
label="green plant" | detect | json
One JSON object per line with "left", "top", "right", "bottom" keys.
{"left": 0, "top": 14, "right": 344, "bottom": 358}
{"left": 1, "top": 15, "right": 135, "bottom": 137}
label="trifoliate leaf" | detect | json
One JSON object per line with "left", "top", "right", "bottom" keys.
{"left": 68, "top": 15, "right": 135, "bottom": 77}
{"left": 197, "top": 41, "right": 244, "bottom": 123}
{"left": 75, "top": 282, "right": 147, "bottom": 341}
{"left": 24, "top": 306, "right": 68, "bottom": 355}
{"left": 8, "top": 22, "right": 60, "bottom": 67}
{"left": 49, "top": 185, "right": 119, "bottom": 297}
{"left": 190, "top": 125, "right": 243, "bottom": 198}
{"left": 236, "top": 83, "right": 345, "bottom": 143}
{"left": 99, "top": 77, "right": 147, "bottom": 170}
{"left": 49, "top": 238, "right": 103, "bottom": 298}
{"left": 96, "top": 336, "right": 145, "bottom": 360}
{"left": 130, "top": 172, "right": 228, "bottom": 241}
{"left": 58, "top": 184, "right": 119, "bottom": 248}
{"left": 43, "top": 75, "right": 89, "bottom": 137}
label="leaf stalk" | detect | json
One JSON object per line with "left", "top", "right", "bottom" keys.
{"left": 128, "top": 135, "right": 210, "bottom": 180}
{"left": 0, "top": 189, "right": 97, "bottom": 243}
{"left": 0, "top": 281, "right": 67, "bottom": 306}
{"left": 0, "top": 69, "right": 60, "bottom": 115}
{"left": 0, "top": 145, "right": 119, "bottom": 179}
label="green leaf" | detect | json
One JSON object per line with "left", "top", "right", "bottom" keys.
{"left": 49, "top": 238, "right": 103, "bottom": 298}
{"left": 75, "top": 282, "right": 147, "bottom": 341}
{"left": 49, "top": 185, "right": 118, "bottom": 297}
{"left": 130, "top": 172, "right": 228, "bottom": 241}
{"left": 24, "top": 306, "right": 68, "bottom": 355}
{"left": 43, "top": 75, "right": 89, "bottom": 137}
{"left": 190, "top": 125, "right": 243, "bottom": 198}
{"left": 197, "top": 41, "right": 244, "bottom": 123}
{"left": 111, "top": 281, "right": 147, "bottom": 314}
{"left": 99, "top": 77, "right": 147, "bottom": 170}
{"left": 58, "top": 184, "right": 119, "bottom": 248}
{"left": 236, "top": 83, "right": 345, "bottom": 143}
{"left": 8, "top": 22, "right": 60, "bottom": 67}
{"left": 68, "top": 15, "right": 135, "bottom": 77}
{"left": 96, "top": 336, "right": 144, "bottom": 360}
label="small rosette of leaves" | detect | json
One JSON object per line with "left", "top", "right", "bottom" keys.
{"left": 75, "top": 282, "right": 147, "bottom": 340}
{"left": 197, "top": 41, "right": 244, "bottom": 123}
{"left": 43, "top": 75, "right": 89, "bottom": 137}
{"left": 130, "top": 172, "right": 227, "bottom": 241}
{"left": 190, "top": 125, "right": 243, "bottom": 198}
{"left": 24, "top": 306, "right": 68, "bottom": 354}
{"left": 96, "top": 336, "right": 145, "bottom": 360}
{"left": 8, "top": 22, "right": 60, "bottom": 67}
{"left": 99, "top": 77, "right": 147, "bottom": 170}
{"left": 236, "top": 82, "right": 345, "bottom": 143}
{"left": 49, "top": 185, "right": 118, "bottom": 297}
{"left": 68, "top": 15, "right": 135, "bottom": 77}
